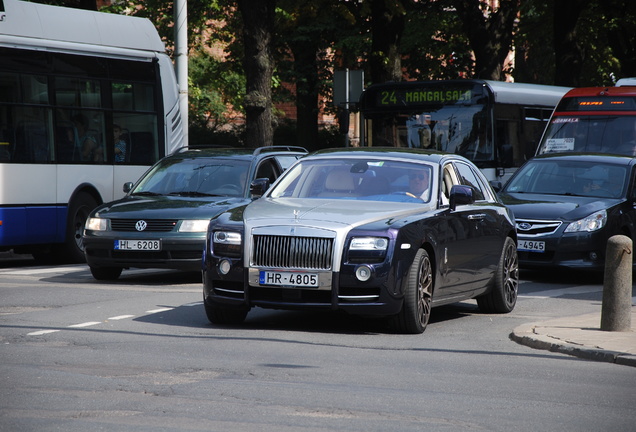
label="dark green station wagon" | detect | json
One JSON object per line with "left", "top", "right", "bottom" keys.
{"left": 83, "top": 146, "right": 306, "bottom": 280}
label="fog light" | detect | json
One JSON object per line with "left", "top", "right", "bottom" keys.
{"left": 218, "top": 259, "right": 231, "bottom": 275}
{"left": 589, "top": 252, "right": 598, "bottom": 261}
{"left": 355, "top": 265, "right": 372, "bottom": 282}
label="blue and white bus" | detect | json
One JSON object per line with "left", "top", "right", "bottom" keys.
{"left": 0, "top": 0, "right": 184, "bottom": 262}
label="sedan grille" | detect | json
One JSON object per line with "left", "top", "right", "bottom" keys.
{"left": 252, "top": 235, "right": 333, "bottom": 270}
{"left": 516, "top": 219, "right": 562, "bottom": 236}
{"left": 110, "top": 218, "right": 177, "bottom": 232}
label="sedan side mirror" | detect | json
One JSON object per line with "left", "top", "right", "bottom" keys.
{"left": 449, "top": 185, "right": 475, "bottom": 211}
{"left": 250, "top": 178, "right": 270, "bottom": 198}
{"left": 123, "top": 182, "right": 134, "bottom": 193}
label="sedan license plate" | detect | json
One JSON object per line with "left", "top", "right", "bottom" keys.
{"left": 259, "top": 271, "right": 318, "bottom": 287}
{"left": 518, "top": 240, "right": 545, "bottom": 252}
{"left": 114, "top": 240, "right": 161, "bottom": 251}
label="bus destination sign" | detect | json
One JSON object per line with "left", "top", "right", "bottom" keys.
{"left": 376, "top": 87, "right": 475, "bottom": 107}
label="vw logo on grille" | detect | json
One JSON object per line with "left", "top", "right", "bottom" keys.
{"left": 517, "top": 222, "right": 532, "bottom": 231}
{"left": 135, "top": 220, "right": 148, "bottom": 231}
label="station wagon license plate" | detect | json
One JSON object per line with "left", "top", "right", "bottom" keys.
{"left": 259, "top": 271, "right": 318, "bottom": 287}
{"left": 114, "top": 240, "right": 161, "bottom": 251}
{"left": 518, "top": 240, "right": 545, "bottom": 252}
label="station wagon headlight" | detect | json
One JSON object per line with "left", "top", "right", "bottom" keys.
{"left": 179, "top": 219, "right": 210, "bottom": 232}
{"left": 212, "top": 231, "right": 242, "bottom": 257}
{"left": 85, "top": 217, "right": 108, "bottom": 231}
{"left": 564, "top": 210, "right": 607, "bottom": 233}
{"left": 348, "top": 236, "right": 389, "bottom": 263}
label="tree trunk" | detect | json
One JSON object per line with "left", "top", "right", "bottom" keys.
{"left": 454, "top": 0, "right": 519, "bottom": 81}
{"left": 290, "top": 43, "right": 319, "bottom": 151}
{"left": 369, "top": 0, "right": 405, "bottom": 84}
{"left": 238, "top": 0, "right": 275, "bottom": 148}
{"left": 553, "top": 0, "right": 589, "bottom": 87}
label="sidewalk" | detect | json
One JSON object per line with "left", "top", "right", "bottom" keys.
{"left": 511, "top": 308, "right": 636, "bottom": 367}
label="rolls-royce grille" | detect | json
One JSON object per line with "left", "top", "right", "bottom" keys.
{"left": 516, "top": 219, "right": 562, "bottom": 236}
{"left": 110, "top": 219, "right": 177, "bottom": 232}
{"left": 252, "top": 235, "right": 333, "bottom": 270}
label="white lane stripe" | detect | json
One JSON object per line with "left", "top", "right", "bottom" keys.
{"left": 0, "top": 266, "right": 88, "bottom": 275}
{"left": 107, "top": 315, "right": 135, "bottom": 320}
{"left": 27, "top": 330, "right": 60, "bottom": 336}
{"left": 68, "top": 321, "right": 101, "bottom": 328}
{"left": 519, "top": 286, "right": 601, "bottom": 298}
{"left": 183, "top": 302, "right": 202, "bottom": 307}
{"left": 146, "top": 308, "right": 173, "bottom": 314}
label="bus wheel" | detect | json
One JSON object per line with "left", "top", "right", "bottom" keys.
{"left": 62, "top": 193, "right": 98, "bottom": 263}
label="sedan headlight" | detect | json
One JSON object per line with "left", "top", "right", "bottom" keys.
{"left": 212, "top": 231, "right": 242, "bottom": 257}
{"left": 85, "top": 217, "right": 108, "bottom": 231}
{"left": 179, "top": 219, "right": 211, "bottom": 233}
{"left": 564, "top": 210, "right": 607, "bottom": 233}
{"left": 348, "top": 236, "right": 389, "bottom": 263}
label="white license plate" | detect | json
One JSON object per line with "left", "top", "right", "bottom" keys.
{"left": 518, "top": 240, "right": 545, "bottom": 252}
{"left": 259, "top": 271, "right": 318, "bottom": 287}
{"left": 114, "top": 240, "right": 161, "bottom": 251}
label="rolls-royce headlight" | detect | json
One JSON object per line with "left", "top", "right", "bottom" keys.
{"left": 348, "top": 236, "right": 389, "bottom": 263}
{"left": 179, "top": 219, "right": 210, "bottom": 232}
{"left": 564, "top": 210, "right": 607, "bottom": 233}
{"left": 212, "top": 231, "right": 242, "bottom": 257}
{"left": 85, "top": 217, "right": 108, "bottom": 231}
{"left": 350, "top": 237, "right": 389, "bottom": 251}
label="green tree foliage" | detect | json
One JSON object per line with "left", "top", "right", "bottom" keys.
{"left": 31, "top": 0, "right": 636, "bottom": 146}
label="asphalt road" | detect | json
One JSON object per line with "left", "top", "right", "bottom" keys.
{"left": 1, "top": 259, "right": 635, "bottom": 432}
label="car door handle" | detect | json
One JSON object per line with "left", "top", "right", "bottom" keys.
{"left": 467, "top": 213, "right": 486, "bottom": 221}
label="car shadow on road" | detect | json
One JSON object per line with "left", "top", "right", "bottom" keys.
{"left": 133, "top": 300, "right": 479, "bottom": 336}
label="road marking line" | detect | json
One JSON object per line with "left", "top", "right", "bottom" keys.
{"left": 27, "top": 330, "right": 60, "bottom": 336}
{"left": 107, "top": 315, "right": 135, "bottom": 320}
{"left": 68, "top": 321, "right": 101, "bottom": 328}
{"left": 0, "top": 266, "right": 88, "bottom": 275}
{"left": 520, "top": 286, "right": 601, "bottom": 298}
{"left": 183, "top": 302, "right": 202, "bottom": 307}
{"left": 146, "top": 307, "right": 173, "bottom": 314}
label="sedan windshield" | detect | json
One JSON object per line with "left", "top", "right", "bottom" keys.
{"left": 132, "top": 158, "right": 250, "bottom": 197}
{"left": 504, "top": 160, "right": 627, "bottom": 198}
{"left": 269, "top": 158, "right": 435, "bottom": 203}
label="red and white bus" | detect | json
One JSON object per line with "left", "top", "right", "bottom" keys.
{"left": 536, "top": 80, "right": 636, "bottom": 156}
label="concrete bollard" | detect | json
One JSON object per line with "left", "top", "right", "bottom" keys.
{"left": 601, "top": 235, "right": 632, "bottom": 332}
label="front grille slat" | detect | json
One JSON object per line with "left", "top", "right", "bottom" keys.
{"left": 516, "top": 219, "right": 562, "bottom": 237}
{"left": 253, "top": 235, "right": 333, "bottom": 270}
{"left": 110, "top": 218, "right": 178, "bottom": 232}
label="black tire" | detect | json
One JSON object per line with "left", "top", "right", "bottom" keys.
{"left": 61, "top": 193, "right": 98, "bottom": 263}
{"left": 89, "top": 266, "right": 123, "bottom": 281}
{"left": 477, "top": 237, "right": 519, "bottom": 313}
{"left": 204, "top": 298, "right": 249, "bottom": 325}
{"left": 390, "top": 248, "right": 433, "bottom": 334}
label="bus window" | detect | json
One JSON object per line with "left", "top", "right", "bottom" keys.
{"left": 536, "top": 86, "right": 636, "bottom": 157}
{"left": 359, "top": 80, "right": 569, "bottom": 181}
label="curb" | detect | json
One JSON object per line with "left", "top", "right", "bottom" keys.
{"left": 510, "top": 323, "right": 636, "bottom": 368}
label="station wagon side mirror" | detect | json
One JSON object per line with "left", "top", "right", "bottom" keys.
{"left": 489, "top": 180, "right": 503, "bottom": 192}
{"left": 123, "top": 182, "right": 134, "bottom": 193}
{"left": 449, "top": 185, "right": 475, "bottom": 211}
{"left": 250, "top": 178, "right": 270, "bottom": 198}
